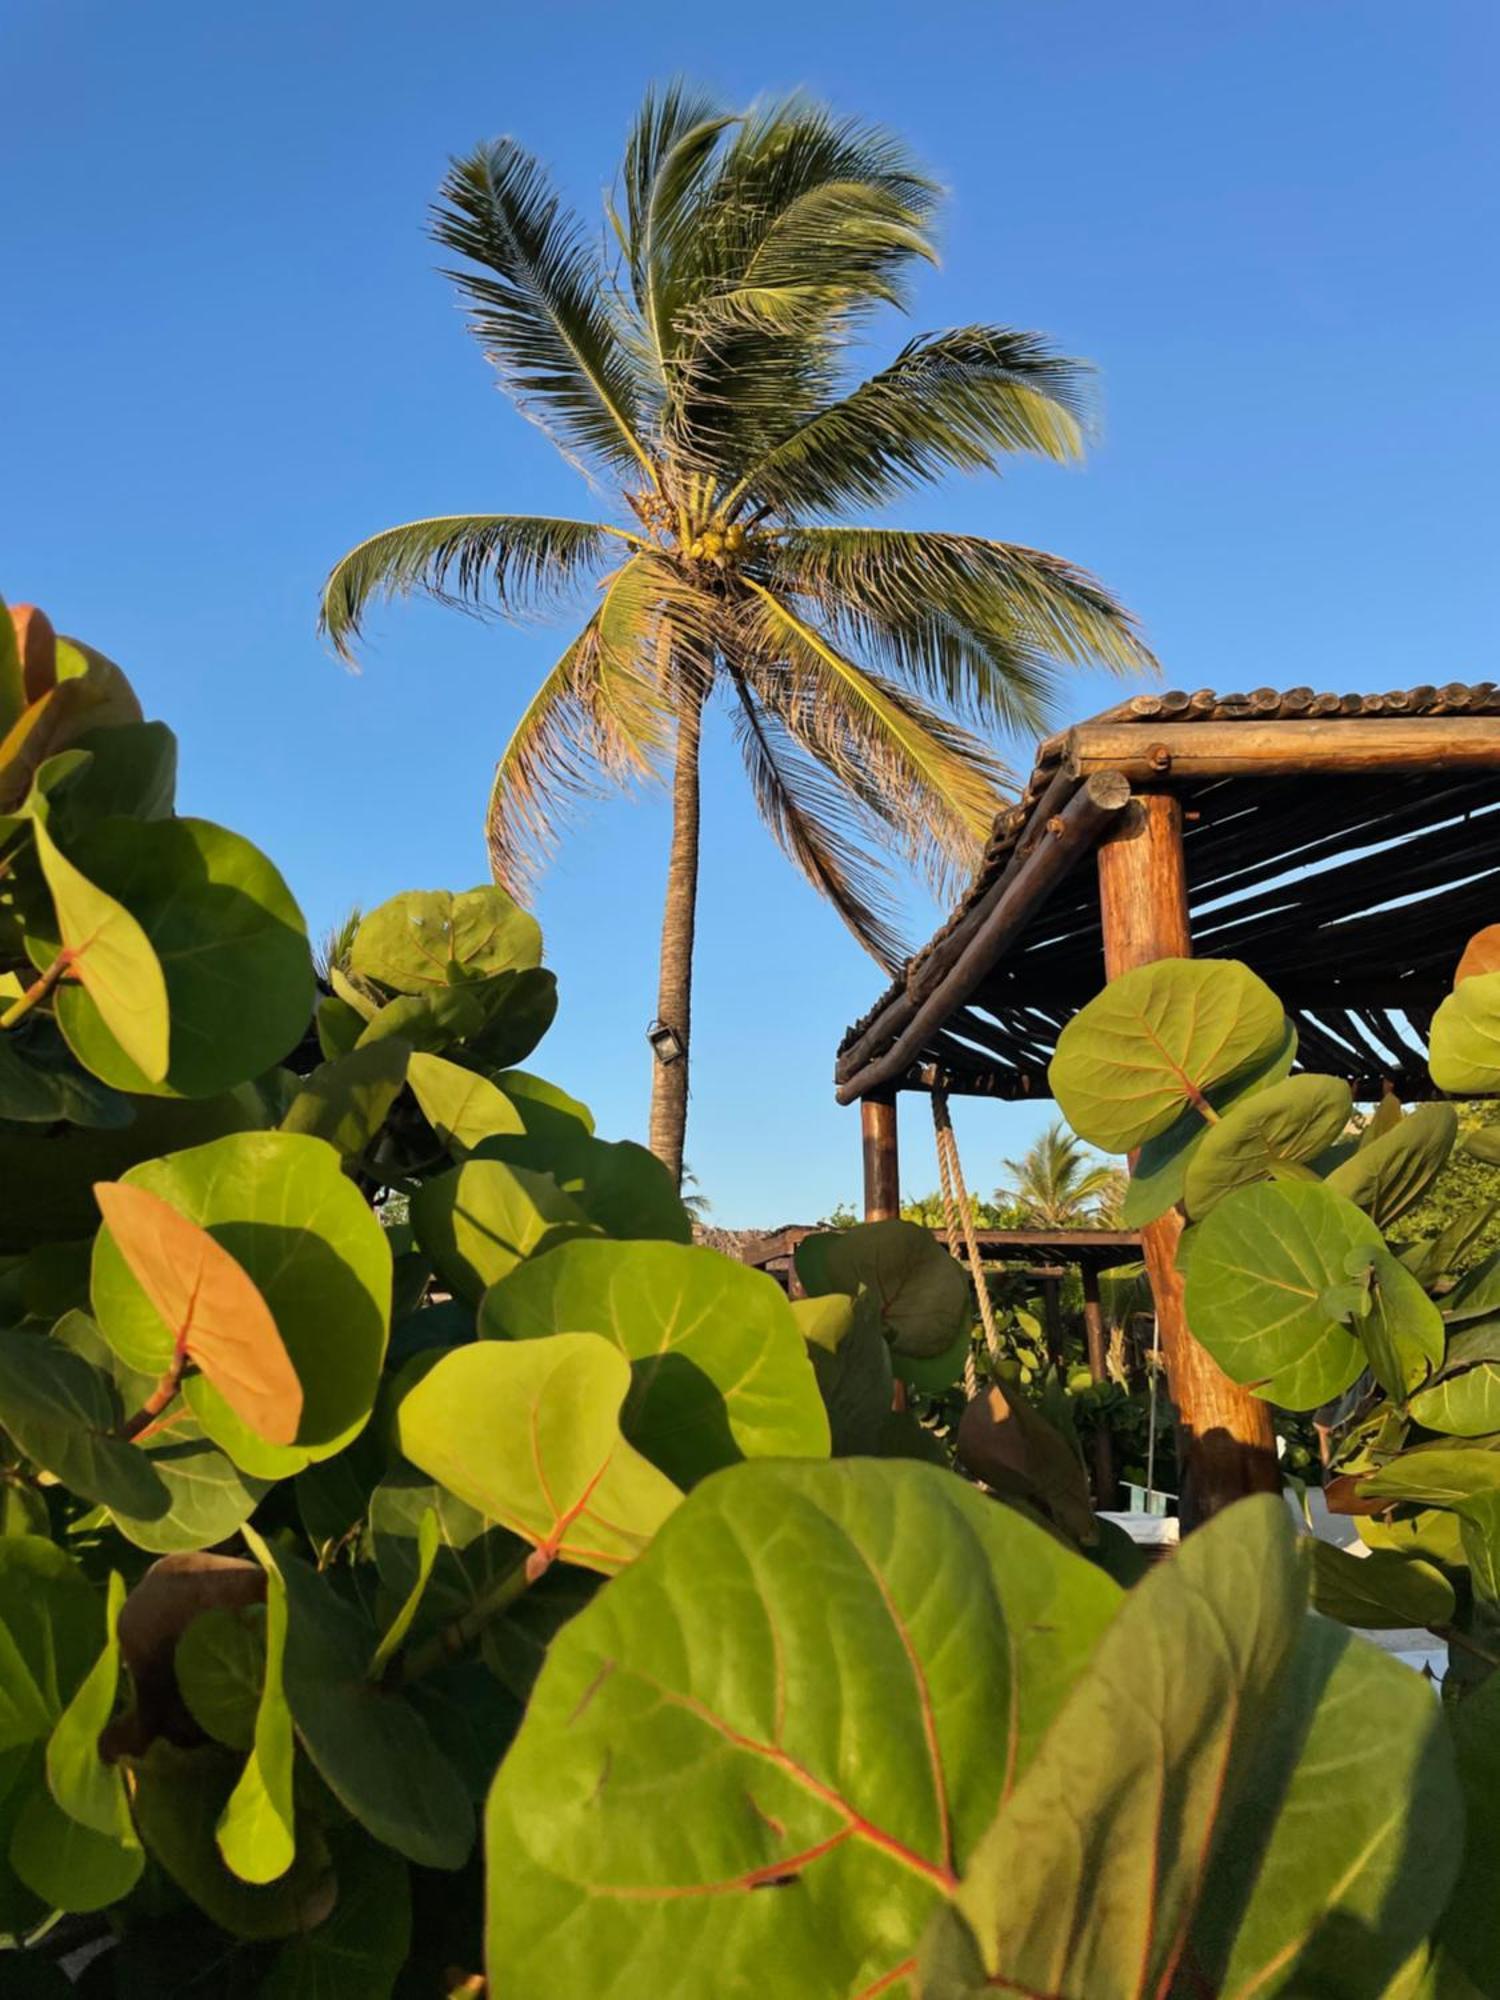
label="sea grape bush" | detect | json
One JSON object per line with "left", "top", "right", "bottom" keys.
{"left": 0, "top": 588, "right": 1488, "bottom": 2000}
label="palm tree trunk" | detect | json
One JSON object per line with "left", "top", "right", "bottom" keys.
{"left": 648, "top": 679, "right": 705, "bottom": 1185}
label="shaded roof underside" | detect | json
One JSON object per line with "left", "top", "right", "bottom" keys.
{"left": 838, "top": 685, "right": 1500, "bottom": 1102}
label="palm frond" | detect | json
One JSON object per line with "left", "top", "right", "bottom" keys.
{"left": 738, "top": 581, "right": 1005, "bottom": 895}
{"left": 433, "top": 139, "right": 658, "bottom": 479}
{"left": 728, "top": 672, "right": 905, "bottom": 970}
{"left": 318, "top": 514, "right": 624, "bottom": 662}
{"left": 619, "top": 81, "right": 737, "bottom": 365}
{"left": 764, "top": 527, "right": 1156, "bottom": 732}
{"left": 485, "top": 607, "right": 669, "bottom": 896}
{"left": 727, "top": 326, "right": 1093, "bottom": 521}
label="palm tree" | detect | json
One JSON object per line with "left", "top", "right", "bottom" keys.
{"left": 996, "top": 1122, "right": 1125, "bottom": 1229}
{"left": 319, "top": 85, "right": 1154, "bottom": 1184}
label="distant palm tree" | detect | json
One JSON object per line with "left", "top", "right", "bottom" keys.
{"left": 996, "top": 1122, "right": 1124, "bottom": 1228}
{"left": 320, "top": 84, "right": 1153, "bottom": 1184}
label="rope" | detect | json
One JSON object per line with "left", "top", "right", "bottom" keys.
{"left": 930, "top": 1088, "right": 1003, "bottom": 1393}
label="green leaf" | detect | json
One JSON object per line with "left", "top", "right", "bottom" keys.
{"left": 47, "top": 720, "right": 177, "bottom": 831}
{"left": 370, "top": 1473, "right": 525, "bottom": 1644}
{"left": 1183, "top": 1073, "right": 1352, "bottom": 1218}
{"left": 410, "top": 1155, "right": 594, "bottom": 1303}
{"left": 1443, "top": 1248, "right": 1500, "bottom": 1323}
{"left": 280, "top": 1039, "right": 411, "bottom": 1159}
{"left": 369, "top": 1505, "right": 441, "bottom": 1676}
{"left": 1307, "top": 1538, "right": 1455, "bottom": 1627}
{"left": 795, "top": 1219, "right": 969, "bottom": 1357}
{"left": 0, "top": 1326, "right": 168, "bottom": 1518}
{"left": 10, "top": 1778, "right": 144, "bottom": 1911}
{"left": 496, "top": 1067, "right": 594, "bottom": 1144}
{"left": 805, "top": 1292, "right": 894, "bottom": 1453}
{"left": 1431, "top": 971, "right": 1500, "bottom": 1094}
{"left": 107, "top": 1410, "right": 272, "bottom": 1553}
{"left": 1456, "top": 1492, "right": 1500, "bottom": 1602}
{"left": 931, "top": 1499, "right": 1457, "bottom": 2000}
{"left": 479, "top": 1240, "right": 830, "bottom": 1484}
{"left": 0, "top": 1017, "right": 135, "bottom": 1126}
{"left": 176, "top": 1604, "right": 265, "bottom": 1749}
{"left": 1356, "top": 1244, "right": 1445, "bottom": 1401}
{"left": 894, "top": 1324, "right": 972, "bottom": 1393}
{"left": 132, "top": 1740, "right": 336, "bottom": 1940}
{"left": 476, "top": 1125, "right": 693, "bottom": 1241}
{"left": 53, "top": 818, "right": 314, "bottom": 1097}
{"left": 260, "top": 1826, "right": 411, "bottom": 2000}
{"left": 216, "top": 1526, "right": 295, "bottom": 1885}
{"left": 791, "top": 1292, "right": 854, "bottom": 1352}
{"left": 30, "top": 817, "right": 170, "bottom": 1082}
{"left": 406, "top": 1051, "right": 524, "bottom": 1155}
{"left": 1325, "top": 1102, "right": 1458, "bottom": 1227}
{"left": 1049, "top": 957, "right": 1286, "bottom": 1152}
{"left": 485, "top": 1458, "right": 1119, "bottom": 1999}
{"left": 0, "top": 594, "right": 24, "bottom": 731}
{"left": 398, "top": 1334, "right": 682, "bottom": 1576}
{"left": 350, "top": 887, "right": 541, "bottom": 993}
{"left": 1183, "top": 1181, "right": 1383, "bottom": 1408}
{"left": 1121, "top": 1023, "right": 1300, "bottom": 1226}
{"left": 0, "top": 1538, "right": 102, "bottom": 1754}
{"left": 315, "top": 994, "right": 363, "bottom": 1060}
{"left": 1410, "top": 1362, "right": 1500, "bottom": 1436}
{"left": 954, "top": 1384, "right": 1095, "bottom": 1543}
{"left": 1359, "top": 1438, "right": 1500, "bottom": 1508}
{"left": 1425, "top": 1670, "right": 1500, "bottom": 1996}
{"left": 256, "top": 1542, "right": 475, "bottom": 1870}
{"left": 43, "top": 1568, "right": 134, "bottom": 1844}
{"left": 91, "top": 1131, "right": 392, "bottom": 1473}
{"left": 461, "top": 967, "right": 559, "bottom": 1068}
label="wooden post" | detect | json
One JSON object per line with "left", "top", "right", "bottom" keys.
{"left": 1096, "top": 793, "right": 1280, "bottom": 1527}
{"left": 1039, "top": 1273, "right": 1065, "bottom": 1370}
{"left": 1080, "top": 1264, "right": 1119, "bottom": 1510}
{"left": 861, "top": 1092, "right": 900, "bottom": 1222}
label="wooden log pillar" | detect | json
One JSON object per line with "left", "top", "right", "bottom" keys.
{"left": 860, "top": 1092, "right": 900, "bottom": 1222}
{"left": 1080, "top": 1264, "right": 1119, "bottom": 1510}
{"left": 1096, "top": 793, "right": 1280, "bottom": 1527}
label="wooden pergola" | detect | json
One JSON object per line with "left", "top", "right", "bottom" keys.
{"left": 836, "top": 682, "right": 1500, "bottom": 1521}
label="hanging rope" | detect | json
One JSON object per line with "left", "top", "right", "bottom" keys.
{"left": 930, "top": 1088, "right": 1004, "bottom": 1394}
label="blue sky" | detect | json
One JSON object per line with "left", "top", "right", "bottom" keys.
{"left": 3, "top": 2, "right": 1496, "bottom": 1223}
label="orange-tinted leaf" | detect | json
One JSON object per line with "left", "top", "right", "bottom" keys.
{"left": 93, "top": 1182, "right": 303, "bottom": 1445}
{"left": 1457, "top": 925, "right": 1500, "bottom": 984}
{"left": 10, "top": 605, "right": 58, "bottom": 702}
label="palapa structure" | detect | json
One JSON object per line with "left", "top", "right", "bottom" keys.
{"left": 836, "top": 681, "right": 1500, "bottom": 1519}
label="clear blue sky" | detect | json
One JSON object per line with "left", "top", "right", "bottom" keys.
{"left": 4, "top": 2, "right": 1496, "bottom": 1223}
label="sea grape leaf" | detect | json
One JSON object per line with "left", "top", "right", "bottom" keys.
{"left": 349, "top": 886, "right": 541, "bottom": 992}
{"left": 795, "top": 1219, "right": 969, "bottom": 1357}
{"left": 11, "top": 1779, "right": 144, "bottom": 1911}
{"left": 805, "top": 1292, "right": 893, "bottom": 1454}
{"left": 1457, "top": 1493, "right": 1500, "bottom": 1602}
{"left": 215, "top": 1527, "right": 294, "bottom": 1885}
{"left": 107, "top": 1410, "right": 272, "bottom": 1553}
{"left": 1354, "top": 1244, "right": 1445, "bottom": 1400}
{"left": 29, "top": 816, "right": 170, "bottom": 1082}
{"left": 259, "top": 1826, "right": 411, "bottom": 2000}
{"left": 1049, "top": 957, "right": 1286, "bottom": 1152}
{"left": 52, "top": 818, "right": 313, "bottom": 1098}
{"left": 485, "top": 1458, "right": 1119, "bottom": 2000}
{"left": 1423, "top": 1668, "right": 1500, "bottom": 1996}
{"left": 409, "top": 1155, "right": 594, "bottom": 1302}
{"left": 495, "top": 1067, "right": 594, "bottom": 1148}
{"left": 1457, "top": 925, "right": 1500, "bottom": 984}
{"left": 0, "top": 595, "right": 24, "bottom": 729}
{"left": 479, "top": 1240, "right": 830, "bottom": 1485}
{"left": 406, "top": 1050, "right": 524, "bottom": 1155}
{"left": 94, "top": 1179, "right": 303, "bottom": 1447}
{"left": 927, "top": 1499, "right": 1457, "bottom": 2000}
{"left": 462, "top": 967, "right": 558, "bottom": 1068}
{"left": 1183, "top": 1181, "right": 1383, "bottom": 1407}
{"left": 256, "top": 1541, "right": 475, "bottom": 1870}
{"left": 0, "top": 1325, "right": 168, "bottom": 1518}
{"left": 176, "top": 1605, "right": 265, "bottom": 1750}
{"left": 954, "top": 1385, "right": 1095, "bottom": 1544}
{"left": 0, "top": 1016, "right": 135, "bottom": 1126}
{"left": 1410, "top": 1362, "right": 1500, "bottom": 1437}
{"left": 1325, "top": 1102, "right": 1458, "bottom": 1227}
{"left": 46, "top": 720, "right": 177, "bottom": 832}
{"left": 132, "top": 1740, "right": 336, "bottom": 1940}
{"left": 92, "top": 1132, "right": 391, "bottom": 1471}
{"left": 0, "top": 1539, "right": 104, "bottom": 1754}
{"left": 1358, "top": 1439, "right": 1500, "bottom": 1508}
{"left": 1431, "top": 972, "right": 1500, "bottom": 1096}
{"left": 1307, "top": 1539, "right": 1455, "bottom": 1627}
{"left": 369, "top": 1473, "right": 526, "bottom": 1645}
{"left": 893, "top": 1323, "right": 972, "bottom": 1394}
{"left": 1403, "top": 1200, "right": 1498, "bottom": 1285}
{"left": 1467, "top": 1123, "right": 1500, "bottom": 1167}
{"left": 280, "top": 1038, "right": 410, "bottom": 1160}
{"left": 1357, "top": 1505, "right": 1468, "bottom": 1572}
{"left": 398, "top": 1335, "right": 682, "bottom": 1577}
{"left": 1182, "top": 1072, "right": 1352, "bottom": 1219}
{"left": 791, "top": 1293, "right": 854, "bottom": 1353}
{"left": 369, "top": 1506, "right": 441, "bottom": 1676}
{"left": 315, "top": 994, "right": 363, "bottom": 1060}
{"left": 1120, "top": 1022, "right": 1298, "bottom": 1226}
{"left": 476, "top": 1126, "right": 693, "bottom": 1241}
{"left": 44, "top": 1570, "right": 136, "bottom": 1849}
{"left": 1443, "top": 1248, "right": 1500, "bottom": 1323}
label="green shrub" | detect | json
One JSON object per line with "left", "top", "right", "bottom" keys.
{"left": 0, "top": 595, "right": 1490, "bottom": 1996}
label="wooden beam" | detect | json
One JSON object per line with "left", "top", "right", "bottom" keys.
{"left": 1067, "top": 715, "right": 1500, "bottom": 783}
{"left": 1080, "top": 1264, "right": 1119, "bottom": 1510}
{"left": 860, "top": 1094, "right": 900, "bottom": 1221}
{"left": 1096, "top": 793, "right": 1281, "bottom": 1527}
{"left": 835, "top": 771, "right": 1131, "bottom": 1103}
